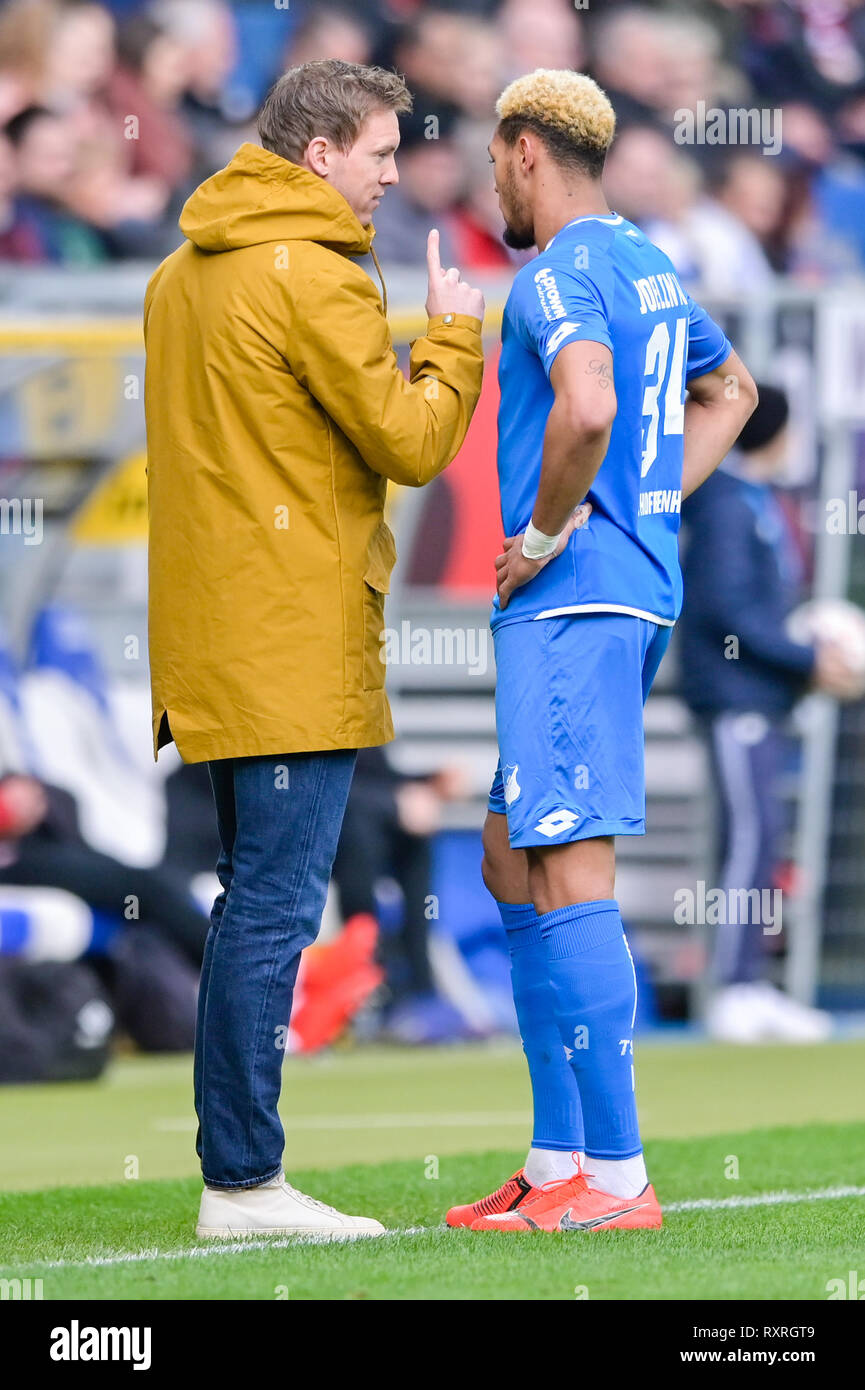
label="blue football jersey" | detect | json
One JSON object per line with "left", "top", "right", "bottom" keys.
{"left": 492, "top": 212, "right": 732, "bottom": 629}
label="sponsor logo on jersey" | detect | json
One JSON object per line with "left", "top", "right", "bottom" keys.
{"left": 533, "top": 266, "right": 568, "bottom": 322}
{"left": 639, "top": 489, "right": 682, "bottom": 517}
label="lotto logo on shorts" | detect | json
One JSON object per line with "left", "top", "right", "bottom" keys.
{"left": 534, "top": 809, "right": 580, "bottom": 837}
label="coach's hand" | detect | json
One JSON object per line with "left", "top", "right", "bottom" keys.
{"left": 425, "top": 229, "right": 485, "bottom": 322}
{"left": 496, "top": 503, "right": 592, "bottom": 611}
{"left": 813, "top": 639, "right": 865, "bottom": 701}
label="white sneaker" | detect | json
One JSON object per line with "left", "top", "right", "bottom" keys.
{"left": 196, "top": 1174, "right": 386, "bottom": 1240}
{"left": 706, "top": 983, "right": 769, "bottom": 1042}
{"left": 750, "top": 982, "right": 832, "bottom": 1042}
{"left": 706, "top": 982, "right": 832, "bottom": 1043}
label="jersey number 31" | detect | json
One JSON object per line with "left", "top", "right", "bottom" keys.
{"left": 641, "top": 317, "right": 686, "bottom": 478}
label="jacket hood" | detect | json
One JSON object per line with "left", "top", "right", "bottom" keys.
{"left": 179, "top": 142, "right": 375, "bottom": 256}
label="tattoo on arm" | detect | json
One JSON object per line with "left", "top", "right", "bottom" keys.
{"left": 586, "top": 359, "right": 613, "bottom": 389}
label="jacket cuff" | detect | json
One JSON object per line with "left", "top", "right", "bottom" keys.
{"left": 426, "top": 312, "right": 483, "bottom": 335}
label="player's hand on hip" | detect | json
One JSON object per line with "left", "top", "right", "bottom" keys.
{"left": 495, "top": 548, "right": 545, "bottom": 610}
{"left": 425, "top": 228, "right": 485, "bottom": 322}
{"left": 496, "top": 503, "right": 591, "bottom": 610}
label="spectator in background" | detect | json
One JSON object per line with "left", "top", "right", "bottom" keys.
{"left": 738, "top": 0, "right": 865, "bottom": 114}
{"left": 837, "top": 87, "right": 865, "bottom": 159}
{"left": 714, "top": 151, "right": 789, "bottom": 270}
{"left": 602, "top": 125, "right": 782, "bottom": 294}
{"left": 451, "top": 118, "right": 513, "bottom": 271}
{"left": 149, "top": 0, "right": 242, "bottom": 180}
{"left": 392, "top": 9, "right": 467, "bottom": 126}
{"left": 447, "top": 15, "right": 504, "bottom": 120}
{"left": 592, "top": 6, "right": 738, "bottom": 127}
{"left": 654, "top": 11, "right": 733, "bottom": 121}
{"left": 679, "top": 385, "right": 860, "bottom": 1043}
{"left": 0, "top": 131, "right": 44, "bottom": 259}
{"left": 603, "top": 124, "right": 704, "bottom": 282}
{"left": 646, "top": 149, "right": 783, "bottom": 296}
{"left": 0, "top": 0, "right": 51, "bottom": 121}
{"left": 498, "top": 0, "right": 583, "bottom": 80}
{"left": 0, "top": 768, "right": 209, "bottom": 968}
{"left": 0, "top": 0, "right": 860, "bottom": 279}
{"left": 3, "top": 106, "right": 106, "bottom": 261}
{"left": 104, "top": 12, "right": 194, "bottom": 194}
{"left": 286, "top": 3, "right": 373, "bottom": 67}
{"left": 40, "top": 0, "right": 117, "bottom": 140}
{"left": 33, "top": 0, "right": 176, "bottom": 254}
{"left": 779, "top": 99, "right": 865, "bottom": 277}
{"left": 0, "top": 768, "right": 209, "bottom": 1051}
{"left": 590, "top": 6, "right": 686, "bottom": 128}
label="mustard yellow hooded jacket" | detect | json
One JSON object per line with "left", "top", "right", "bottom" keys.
{"left": 144, "top": 143, "right": 484, "bottom": 763}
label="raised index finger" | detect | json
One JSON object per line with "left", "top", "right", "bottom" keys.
{"left": 427, "top": 228, "right": 443, "bottom": 278}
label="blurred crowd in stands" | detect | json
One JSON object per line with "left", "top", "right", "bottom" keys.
{"left": 1, "top": 0, "right": 865, "bottom": 283}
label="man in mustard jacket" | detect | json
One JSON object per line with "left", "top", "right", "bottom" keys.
{"left": 144, "top": 59, "right": 484, "bottom": 1238}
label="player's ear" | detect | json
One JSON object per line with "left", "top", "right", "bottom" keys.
{"left": 519, "top": 133, "right": 535, "bottom": 173}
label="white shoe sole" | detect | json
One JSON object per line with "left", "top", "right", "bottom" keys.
{"left": 195, "top": 1224, "right": 385, "bottom": 1241}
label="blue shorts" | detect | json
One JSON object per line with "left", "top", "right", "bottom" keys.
{"left": 488, "top": 613, "right": 672, "bottom": 848}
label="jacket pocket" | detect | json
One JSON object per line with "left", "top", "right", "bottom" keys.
{"left": 362, "top": 521, "right": 397, "bottom": 692}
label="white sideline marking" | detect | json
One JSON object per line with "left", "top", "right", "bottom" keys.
{"left": 39, "top": 1228, "right": 430, "bottom": 1268}
{"left": 665, "top": 1184, "right": 865, "bottom": 1213}
{"left": 10, "top": 1183, "right": 865, "bottom": 1272}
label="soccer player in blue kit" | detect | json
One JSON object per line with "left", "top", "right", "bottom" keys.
{"left": 446, "top": 71, "right": 759, "bottom": 1234}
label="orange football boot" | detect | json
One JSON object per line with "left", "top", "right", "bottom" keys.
{"left": 446, "top": 1170, "right": 539, "bottom": 1228}
{"left": 471, "top": 1170, "right": 662, "bottom": 1232}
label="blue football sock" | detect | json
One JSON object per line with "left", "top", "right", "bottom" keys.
{"left": 497, "top": 900, "right": 584, "bottom": 1153}
{"left": 538, "top": 898, "right": 643, "bottom": 1160}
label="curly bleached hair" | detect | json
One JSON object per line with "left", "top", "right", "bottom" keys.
{"left": 495, "top": 69, "right": 616, "bottom": 177}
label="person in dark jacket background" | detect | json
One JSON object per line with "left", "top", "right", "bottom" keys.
{"left": 679, "top": 384, "right": 858, "bottom": 1041}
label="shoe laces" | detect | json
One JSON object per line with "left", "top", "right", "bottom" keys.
{"left": 533, "top": 1151, "right": 592, "bottom": 1187}
{"left": 535, "top": 1156, "right": 592, "bottom": 1202}
{"left": 537, "top": 1173, "right": 587, "bottom": 1196}
{"left": 575, "top": 1151, "right": 596, "bottom": 1184}
{"left": 282, "top": 1182, "right": 340, "bottom": 1217}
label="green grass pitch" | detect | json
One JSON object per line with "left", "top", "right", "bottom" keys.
{"left": 1, "top": 1039, "right": 864, "bottom": 1300}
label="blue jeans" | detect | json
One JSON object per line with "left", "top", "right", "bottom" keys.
{"left": 195, "top": 750, "right": 357, "bottom": 1188}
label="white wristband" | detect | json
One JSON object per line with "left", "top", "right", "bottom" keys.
{"left": 522, "top": 520, "right": 562, "bottom": 560}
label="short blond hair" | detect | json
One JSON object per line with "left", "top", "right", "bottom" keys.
{"left": 495, "top": 69, "right": 616, "bottom": 175}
